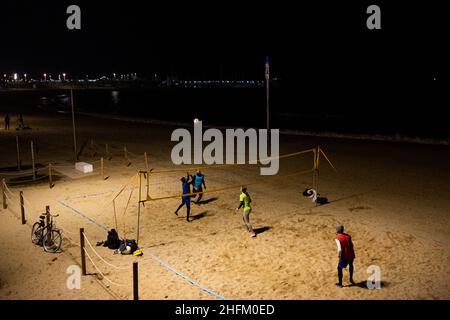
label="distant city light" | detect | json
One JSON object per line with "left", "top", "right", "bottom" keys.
{"left": 62, "top": 73, "right": 67, "bottom": 80}
{"left": 13, "top": 73, "right": 18, "bottom": 80}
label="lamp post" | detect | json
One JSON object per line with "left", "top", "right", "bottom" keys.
{"left": 265, "top": 56, "right": 270, "bottom": 131}
{"left": 71, "top": 89, "right": 77, "bottom": 162}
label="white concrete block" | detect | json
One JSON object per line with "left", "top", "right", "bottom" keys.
{"left": 75, "top": 162, "right": 93, "bottom": 173}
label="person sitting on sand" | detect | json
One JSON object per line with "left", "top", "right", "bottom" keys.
{"left": 175, "top": 173, "right": 193, "bottom": 222}
{"left": 4, "top": 113, "right": 10, "bottom": 130}
{"left": 335, "top": 225, "right": 356, "bottom": 288}
{"left": 236, "top": 186, "right": 256, "bottom": 237}
{"left": 190, "top": 169, "right": 206, "bottom": 204}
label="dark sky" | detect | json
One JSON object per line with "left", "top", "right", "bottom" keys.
{"left": 0, "top": 1, "right": 446, "bottom": 83}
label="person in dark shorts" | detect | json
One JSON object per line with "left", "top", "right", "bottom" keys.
{"left": 335, "top": 225, "right": 356, "bottom": 287}
{"left": 4, "top": 113, "right": 10, "bottom": 130}
{"left": 175, "top": 174, "right": 193, "bottom": 222}
{"left": 191, "top": 169, "right": 206, "bottom": 204}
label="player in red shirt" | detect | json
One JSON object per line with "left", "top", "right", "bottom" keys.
{"left": 335, "top": 225, "right": 356, "bottom": 288}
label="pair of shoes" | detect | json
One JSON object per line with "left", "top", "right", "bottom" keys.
{"left": 186, "top": 218, "right": 190, "bottom": 222}
{"left": 174, "top": 211, "right": 178, "bottom": 216}
{"left": 250, "top": 232, "right": 256, "bottom": 237}
{"left": 336, "top": 283, "right": 343, "bottom": 288}
{"left": 350, "top": 279, "right": 355, "bottom": 285}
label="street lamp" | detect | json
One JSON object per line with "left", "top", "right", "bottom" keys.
{"left": 43, "top": 73, "right": 47, "bottom": 81}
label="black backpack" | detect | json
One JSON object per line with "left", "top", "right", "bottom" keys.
{"left": 105, "top": 229, "right": 120, "bottom": 249}
{"left": 119, "top": 239, "right": 138, "bottom": 254}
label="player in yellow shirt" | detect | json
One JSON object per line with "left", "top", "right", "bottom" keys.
{"left": 235, "top": 186, "right": 256, "bottom": 237}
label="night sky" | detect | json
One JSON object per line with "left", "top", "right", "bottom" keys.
{"left": 0, "top": 1, "right": 446, "bottom": 82}
{"left": 1, "top": 0, "right": 448, "bottom": 135}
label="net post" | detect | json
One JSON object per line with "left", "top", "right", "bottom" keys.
{"left": 1, "top": 179, "right": 6, "bottom": 209}
{"left": 101, "top": 157, "right": 104, "bottom": 180}
{"left": 20, "top": 191, "right": 26, "bottom": 224}
{"left": 133, "top": 261, "right": 139, "bottom": 300}
{"left": 144, "top": 152, "right": 149, "bottom": 172}
{"left": 48, "top": 163, "right": 53, "bottom": 189}
{"left": 80, "top": 228, "right": 86, "bottom": 276}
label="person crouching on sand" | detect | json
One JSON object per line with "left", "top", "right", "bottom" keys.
{"left": 175, "top": 174, "right": 193, "bottom": 222}
{"left": 335, "top": 225, "right": 356, "bottom": 287}
{"left": 236, "top": 186, "right": 256, "bottom": 237}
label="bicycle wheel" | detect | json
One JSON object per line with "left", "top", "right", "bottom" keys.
{"left": 43, "top": 229, "right": 63, "bottom": 253}
{"left": 31, "top": 222, "right": 44, "bottom": 246}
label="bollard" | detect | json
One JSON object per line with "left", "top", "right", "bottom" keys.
{"left": 80, "top": 228, "right": 86, "bottom": 275}
{"left": 48, "top": 163, "right": 53, "bottom": 189}
{"left": 2, "top": 178, "right": 7, "bottom": 209}
{"left": 101, "top": 157, "right": 104, "bottom": 180}
{"left": 20, "top": 191, "right": 26, "bottom": 224}
{"left": 133, "top": 261, "right": 139, "bottom": 300}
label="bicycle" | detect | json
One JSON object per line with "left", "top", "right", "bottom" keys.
{"left": 31, "top": 211, "right": 63, "bottom": 253}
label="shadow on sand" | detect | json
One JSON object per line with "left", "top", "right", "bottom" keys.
{"left": 190, "top": 211, "right": 212, "bottom": 221}
{"left": 346, "top": 281, "right": 389, "bottom": 289}
{"left": 195, "top": 197, "right": 218, "bottom": 205}
{"left": 254, "top": 226, "right": 272, "bottom": 235}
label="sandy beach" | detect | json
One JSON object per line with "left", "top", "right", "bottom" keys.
{"left": 1, "top": 106, "right": 449, "bottom": 300}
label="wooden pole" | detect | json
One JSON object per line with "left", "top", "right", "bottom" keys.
{"left": 265, "top": 56, "right": 270, "bottom": 131}
{"left": 80, "top": 228, "right": 86, "bottom": 276}
{"left": 31, "top": 141, "right": 36, "bottom": 180}
{"left": 312, "top": 148, "right": 317, "bottom": 190}
{"left": 16, "top": 136, "right": 21, "bottom": 171}
{"left": 136, "top": 195, "right": 141, "bottom": 245}
{"left": 146, "top": 170, "right": 150, "bottom": 201}
{"left": 315, "top": 146, "right": 320, "bottom": 202}
{"left": 133, "top": 261, "right": 139, "bottom": 300}
{"left": 48, "top": 163, "right": 53, "bottom": 188}
{"left": 20, "top": 191, "right": 26, "bottom": 224}
{"left": 136, "top": 170, "right": 144, "bottom": 245}
{"left": 45, "top": 205, "right": 52, "bottom": 243}
{"left": 71, "top": 89, "right": 78, "bottom": 162}
{"left": 91, "top": 139, "right": 95, "bottom": 157}
{"left": 105, "top": 143, "right": 110, "bottom": 160}
{"left": 2, "top": 178, "right": 7, "bottom": 209}
{"left": 100, "top": 157, "right": 104, "bottom": 180}
{"left": 144, "top": 152, "right": 149, "bottom": 172}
